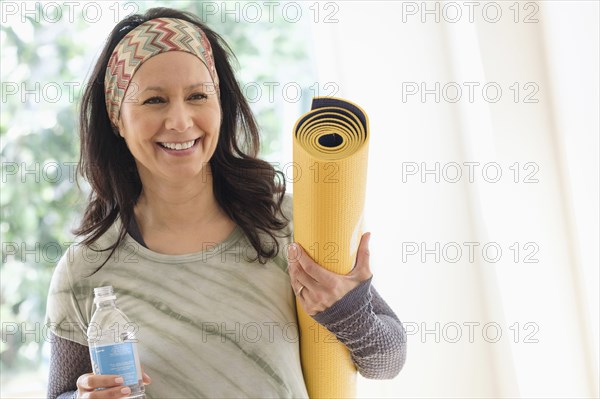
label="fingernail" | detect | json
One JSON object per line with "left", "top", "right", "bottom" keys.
{"left": 121, "top": 387, "right": 131, "bottom": 394}
{"left": 115, "top": 377, "right": 124, "bottom": 384}
{"left": 288, "top": 243, "right": 297, "bottom": 257}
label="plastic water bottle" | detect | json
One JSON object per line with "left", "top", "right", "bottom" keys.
{"left": 88, "top": 286, "right": 145, "bottom": 399}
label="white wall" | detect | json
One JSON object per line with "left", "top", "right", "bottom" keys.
{"left": 308, "top": 1, "right": 599, "bottom": 397}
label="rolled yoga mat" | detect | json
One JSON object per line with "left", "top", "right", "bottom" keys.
{"left": 292, "top": 97, "right": 370, "bottom": 398}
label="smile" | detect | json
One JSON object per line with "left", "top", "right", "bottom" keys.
{"left": 158, "top": 138, "right": 201, "bottom": 151}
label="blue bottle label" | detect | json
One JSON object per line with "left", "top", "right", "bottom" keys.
{"left": 90, "top": 342, "right": 139, "bottom": 386}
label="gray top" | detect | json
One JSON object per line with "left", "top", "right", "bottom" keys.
{"left": 45, "top": 193, "right": 406, "bottom": 398}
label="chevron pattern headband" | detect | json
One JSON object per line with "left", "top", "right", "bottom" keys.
{"left": 104, "top": 17, "right": 220, "bottom": 128}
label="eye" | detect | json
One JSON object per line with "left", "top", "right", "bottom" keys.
{"left": 189, "top": 93, "right": 208, "bottom": 101}
{"left": 142, "top": 96, "right": 165, "bottom": 105}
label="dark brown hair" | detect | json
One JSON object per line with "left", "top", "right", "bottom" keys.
{"left": 74, "top": 7, "right": 288, "bottom": 270}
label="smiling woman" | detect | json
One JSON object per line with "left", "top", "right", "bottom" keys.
{"left": 73, "top": 9, "right": 288, "bottom": 266}
{"left": 116, "top": 50, "right": 237, "bottom": 256}
{"left": 43, "top": 6, "right": 406, "bottom": 399}
{"left": 119, "top": 51, "right": 221, "bottom": 176}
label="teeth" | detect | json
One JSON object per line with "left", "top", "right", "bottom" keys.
{"left": 160, "top": 139, "right": 197, "bottom": 150}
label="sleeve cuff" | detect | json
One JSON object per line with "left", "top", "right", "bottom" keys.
{"left": 311, "top": 276, "right": 373, "bottom": 326}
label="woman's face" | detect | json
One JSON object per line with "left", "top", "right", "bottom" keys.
{"left": 117, "top": 51, "right": 221, "bottom": 184}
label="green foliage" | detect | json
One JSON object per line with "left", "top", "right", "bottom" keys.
{"left": 1, "top": 5, "right": 87, "bottom": 375}
{"left": 1, "top": 0, "right": 313, "bottom": 381}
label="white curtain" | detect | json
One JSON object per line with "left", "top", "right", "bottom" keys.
{"left": 306, "top": 1, "right": 599, "bottom": 397}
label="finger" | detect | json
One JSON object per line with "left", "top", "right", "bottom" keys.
{"left": 286, "top": 242, "right": 301, "bottom": 265}
{"left": 286, "top": 245, "right": 300, "bottom": 289}
{"left": 142, "top": 371, "right": 152, "bottom": 385}
{"left": 78, "top": 374, "right": 125, "bottom": 391}
{"left": 286, "top": 244, "right": 298, "bottom": 276}
{"left": 350, "top": 232, "right": 372, "bottom": 279}
{"left": 292, "top": 243, "right": 337, "bottom": 285}
{"left": 287, "top": 243, "right": 317, "bottom": 290}
{"left": 84, "top": 385, "right": 133, "bottom": 398}
{"left": 140, "top": 365, "right": 152, "bottom": 385}
{"left": 289, "top": 249, "right": 319, "bottom": 293}
{"left": 290, "top": 262, "right": 312, "bottom": 295}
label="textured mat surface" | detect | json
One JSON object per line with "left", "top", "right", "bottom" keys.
{"left": 293, "top": 97, "right": 370, "bottom": 398}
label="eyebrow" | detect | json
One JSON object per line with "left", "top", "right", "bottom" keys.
{"left": 140, "top": 83, "right": 208, "bottom": 93}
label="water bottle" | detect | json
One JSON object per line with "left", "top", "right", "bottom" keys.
{"left": 88, "top": 286, "right": 145, "bottom": 399}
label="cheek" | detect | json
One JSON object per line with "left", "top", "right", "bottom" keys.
{"left": 197, "top": 111, "right": 221, "bottom": 133}
{"left": 120, "top": 112, "right": 155, "bottom": 140}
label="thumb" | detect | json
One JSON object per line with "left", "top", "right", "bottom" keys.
{"left": 141, "top": 365, "right": 152, "bottom": 385}
{"left": 351, "top": 232, "right": 372, "bottom": 278}
{"left": 142, "top": 371, "right": 152, "bottom": 385}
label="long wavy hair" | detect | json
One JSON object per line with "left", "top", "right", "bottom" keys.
{"left": 74, "top": 7, "right": 288, "bottom": 271}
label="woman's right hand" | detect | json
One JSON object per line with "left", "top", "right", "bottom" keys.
{"left": 76, "top": 370, "right": 152, "bottom": 398}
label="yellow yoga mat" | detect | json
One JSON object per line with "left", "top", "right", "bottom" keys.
{"left": 292, "top": 97, "right": 370, "bottom": 398}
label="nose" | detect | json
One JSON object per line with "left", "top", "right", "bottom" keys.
{"left": 164, "top": 100, "right": 193, "bottom": 133}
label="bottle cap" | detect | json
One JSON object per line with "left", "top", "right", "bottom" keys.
{"left": 93, "top": 285, "right": 117, "bottom": 303}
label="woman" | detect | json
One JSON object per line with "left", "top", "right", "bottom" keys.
{"left": 46, "top": 7, "right": 406, "bottom": 399}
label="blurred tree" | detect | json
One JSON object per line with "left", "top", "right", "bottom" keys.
{"left": 0, "top": 0, "right": 313, "bottom": 391}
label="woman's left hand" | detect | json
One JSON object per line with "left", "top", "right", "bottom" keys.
{"left": 287, "top": 232, "right": 373, "bottom": 316}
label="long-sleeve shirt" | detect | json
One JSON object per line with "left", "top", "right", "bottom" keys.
{"left": 45, "top": 193, "right": 406, "bottom": 398}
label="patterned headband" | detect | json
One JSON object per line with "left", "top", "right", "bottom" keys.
{"left": 104, "top": 17, "right": 220, "bottom": 128}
